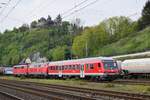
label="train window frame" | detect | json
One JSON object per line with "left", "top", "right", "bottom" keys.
{"left": 69, "top": 65, "right": 71, "bottom": 70}
{"left": 56, "top": 66, "right": 58, "bottom": 70}
{"left": 62, "top": 66, "right": 64, "bottom": 70}
{"left": 50, "top": 66, "right": 52, "bottom": 70}
{"left": 73, "top": 65, "right": 75, "bottom": 70}
{"left": 86, "top": 64, "right": 89, "bottom": 70}
{"left": 48, "top": 66, "right": 51, "bottom": 70}
{"left": 59, "top": 66, "right": 61, "bottom": 70}
{"left": 65, "top": 65, "right": 67, "bottom": 70}
{"left": 75, "top": 65, "right": 78, "bottom": 70}
{"left": 90, "top": 64, "right": 94, "bottom": 69}
{"left": 71, "top": 65, "right": 74, "bottom": 70}
{"left": 98, "top": 63, "right": 101, "bottom": 68}
{"left": 53, "top": 66, "right": 55, "bottom": 70}
{"left": 77, "top": 65, "right": 80, "bottom": 70}
{"left": 51, "top": 66, "right": 53, "bottom": 70}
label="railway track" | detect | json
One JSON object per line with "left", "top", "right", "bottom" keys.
{"left": 0, "top": 90, "right": 24, "bottom": 100}
{"left": 0, "top": 83, "right": 63, "bottom": 100}
{"left": 113, "top": 79, "right": 150, "bottom": 85}
{"left": 0, "top": 79, "right": 150, "bottom": 100}
{"left": 0, "top": 80, "right": 96, "bottom": 100}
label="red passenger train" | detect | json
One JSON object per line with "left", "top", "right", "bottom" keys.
{"left": 13, "top": 57, "right": 119, "bottom": 81}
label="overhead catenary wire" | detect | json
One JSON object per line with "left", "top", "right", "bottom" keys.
{"left": 0, "top": 0, "right": 22, "bottom": 23}
{"left": 26, "top": 0, "right": 55, "bottom": 20}
{"left": 62, "top": 0, "right": 99, "bottom": 19}
{"left": 0, "top": 0, "right": 12, "bottom": 16}
{"left": 61, "top": 0, "right": 90, "bottom": 16}
{"left": 127, "top": 12, "right": 141, "bottom": 18}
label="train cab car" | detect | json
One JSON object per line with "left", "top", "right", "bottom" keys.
{"left": 13, "top": 64, "right": 28, "bottom": 76}
{"left": 47, "top": 57, "right": 119, "bottom": 81}
{"left": 83, "top": 58, "right": 119, "bottom": 80}
{"left": 101, "top": 60, "right": 119, "bottom": 80}
{"left": 28, "top": 63, "right": 48, "bottom": 77}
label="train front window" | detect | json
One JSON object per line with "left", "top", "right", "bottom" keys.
{"left": 103, "top": 61, "right": 117, "bottom": 70}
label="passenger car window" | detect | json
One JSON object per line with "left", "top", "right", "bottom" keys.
{"left": 90, "top": 64, "right": 94, "bottom": 69}
{"left": 73, "top": 65, "right": 75, "bottom": 70}
{"left": 98, "top": 63, "right": 101, "bottom": 68}
{"left": 62, "top": 66, "right": 64, "bottom": 70}
{"left": 77, "top": 65, "right": 80, "bottom": 69}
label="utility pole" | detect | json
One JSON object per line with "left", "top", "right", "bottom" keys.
{"left": 68, "top": 25, "right": 73, "bottom": 59}
{"left": 48, "top": 29, "right": 54, "bottom": 50}
{"left": 85, "top": 41, "right": 88, "bottom": 57}
{"left": 48, "top": 31, "right": 51, "bottom": 50}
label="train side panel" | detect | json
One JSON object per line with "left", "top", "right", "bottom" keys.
{"left": 13, "top": 65, "right": 28, "bottom": 76}
{"left": 28, "top": 63, "right": 48, "bottom": 76}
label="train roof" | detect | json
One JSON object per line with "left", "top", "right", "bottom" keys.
{"left": 13, "top": 64, "right": 28, "bottom": 67}
{"left": 13, "top": 57, "right": 114, "bottom": 67}
{"left": 48, "top": 57, "right": 114, "bottom": 66}
{"left": 123, "top": 58, "right": 150, "bottom": 63}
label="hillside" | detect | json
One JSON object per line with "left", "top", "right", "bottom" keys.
{"left": 0, "top": 15, "right": 82, "bottom": 65}
{"left": 0, "top": 16, "right": 149, "bottom": 65}
{"left": 98, "top": 27, "right": 150, "bottom": 56}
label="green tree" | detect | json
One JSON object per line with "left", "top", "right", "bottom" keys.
{"left": 72, "top": 25, "right": 109, "bottom": 57}
{"left": 31, "top": 21, "right": 38, "bottom": 28}
{"left": 55, "top": 14, "right": 62, "bottom": 26}
{"left": 138, "top": 1, "right": 150, "bottom": 30}
{"left": 46, "top": 15, "right": 54, "bottom": 27}
{"left": 19, "top": 24, "right": 29, "bottom": 32}
{"left": 101, "top": 16, "right": 137, "bottom": 41}
{"left": 51, "top": 46, "right": 66, "bottom": 61}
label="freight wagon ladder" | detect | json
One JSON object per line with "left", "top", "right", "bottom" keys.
{"left": 80, "top": 64, "right": 85, "bottom": 78}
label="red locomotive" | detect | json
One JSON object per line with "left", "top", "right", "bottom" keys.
{"left": 13, "top": 57, "right": 119, "bottom": 81}
{"left": 13, "top": 64, "right": 28, "bottom": 76}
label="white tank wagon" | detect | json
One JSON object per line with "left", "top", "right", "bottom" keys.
{"left": 121, "top": 58, "right": 150, "bottom": 78}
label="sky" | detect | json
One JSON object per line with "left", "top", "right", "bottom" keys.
{"left": 0, "top": 0, "right": 148, "bottom": 32}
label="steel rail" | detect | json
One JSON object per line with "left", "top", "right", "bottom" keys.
{"left": 0, "top": 90, "right": 24, "bottom": 100}
{"left": 0, "top": 82, "right": 95, "bottom": 100}
{"left": 1, "top": 79, "right": 150, "bottom": 100}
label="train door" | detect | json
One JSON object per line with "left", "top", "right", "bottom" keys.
{"left": 80, "top": 64, "right": 85, "bottom": 78}
{"left": 58, "top": 66, "right": 62, "bottom": 77}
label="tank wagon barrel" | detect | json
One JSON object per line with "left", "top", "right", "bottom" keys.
{"left": 121, "top": 58, "right": 150, "bottom": 78}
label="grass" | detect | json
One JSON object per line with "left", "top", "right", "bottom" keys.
{"left": 0, "top": 76, "right": 150, "bottom": 94}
